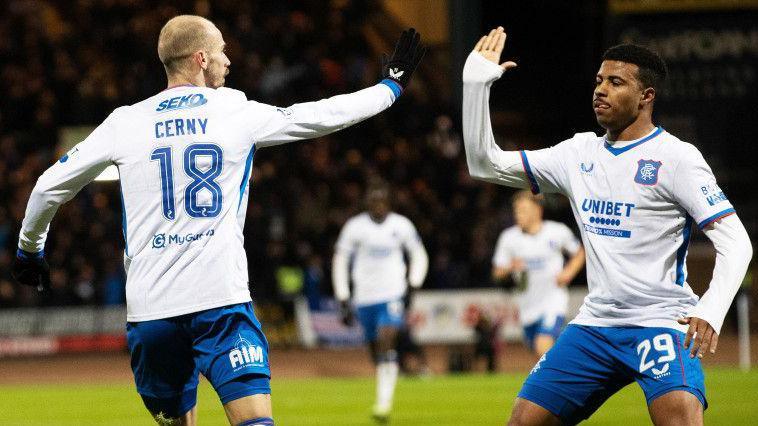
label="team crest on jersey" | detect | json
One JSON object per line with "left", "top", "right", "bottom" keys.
{"left": 634, "top": 159, "right": 662, "bottom": 186}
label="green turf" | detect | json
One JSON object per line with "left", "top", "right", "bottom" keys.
{"left": 0, "top": 368, "right": 756, "bottom": 425}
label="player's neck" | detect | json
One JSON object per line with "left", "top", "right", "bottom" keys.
{"left": 522, "top": 221, "right": 542, "bottom": 235}
{"left": 606, "top": 120, "right": 656, "bottom": 143}
{"left": 369, "top": 213, "right": 388, "bottom": 224}
{"left": 166, "top": 73, "right": 207, "bottom": 89}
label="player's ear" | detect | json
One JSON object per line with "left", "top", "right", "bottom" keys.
{"left": 195, "top": 50, "right": 208, "bottom": 70}
{"left": 640, "top": 87, "right": 655, "bottom": 107}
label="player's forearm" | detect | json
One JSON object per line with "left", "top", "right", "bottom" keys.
{"left": 18, "top": 168, "right": 88, "bottom": 253}
{"left": 562, "top": 247, "right": 586, "bottom": 282}
{"left": 331, "top": 251, "right": 351, "bottom": 302}
{"left": 407, "top": 244, "right": 429, "bottom": 288}
{"left": 492, "top": 266, "right": 511, "bottom": 283}
{"left": 19, "top": 115, "right": 115, "bottom": 253}
{"left": 462, "top": 52, "right": 529, "bottom": 188}
{"left": 256, "top": 82, "right": 399, "bottom": 148}
{"left": 688, "top": 214, "right": 753, "bottom": 334}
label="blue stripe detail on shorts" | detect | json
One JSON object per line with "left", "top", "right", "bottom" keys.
{"left": 519, "top": 150, "right": 541, "bottom": 194}
{"left": 675, "top": 215, "right": 693, "bottom": 286}
{"left": 380, "top": 79, "right": 403, "bottom": 100}
{"left": 238, "top": 145, "right": 257, "bottom": 210}
{"left": 697, "top": 208, "right": 735, "bottom": 229}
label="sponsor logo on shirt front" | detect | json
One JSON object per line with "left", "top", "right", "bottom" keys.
{"left": 581, "top": 198, "right": 635, "bottom": 238}
{"left": 366, "top": 245, "right": 393, "bottom": 258}
{"left": 151, "top": 229, "right": 215, "bottom": 249}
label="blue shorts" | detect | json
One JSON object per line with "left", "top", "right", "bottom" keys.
{"left": 126, "top": 302, "right": 271, "bottom": 417}
{"left": 518, "top": 324, "right": 706, "bottom": 425}
{"left": 522, "top": 315, "right": 565, "bottom": 350}
{"left": 356, "top": 299, "right": 404, "bottom": 342}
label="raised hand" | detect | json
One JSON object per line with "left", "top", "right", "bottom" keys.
{"left": 382, "top": 28, "right": 426, "bottom": 89}
{"left": 473, "top": 26, "right": 517, "bottom": 71}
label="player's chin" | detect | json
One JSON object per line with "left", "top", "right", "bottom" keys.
{"left": 594, "top": 114, "right": 614, "bottom": 129}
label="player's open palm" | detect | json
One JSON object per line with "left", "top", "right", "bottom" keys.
{"left": 473, "top": 26, "right": 517, "bottom": 71}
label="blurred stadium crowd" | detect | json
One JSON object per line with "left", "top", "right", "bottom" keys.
{"left": 0, "top": 0, "right": 537, "bottom": 308}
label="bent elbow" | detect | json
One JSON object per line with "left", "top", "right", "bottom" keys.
{"left": 743, "top": 235, "right": 754, "bottom": 262}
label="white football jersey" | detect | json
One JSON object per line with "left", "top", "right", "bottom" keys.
{"left": 463, "top": 50, "right": 748, "bottom": 334}
{"left": 335, "top": 212, "right": 425, "bottom": 306}
{"left": 493, "top": 221, "right": 581, "bottom": 325}
{"left": 19, "top": 82, "right": 399, "bottom": 321}
{"left": 520, "top": 127, "right": 734, "bottom": 331}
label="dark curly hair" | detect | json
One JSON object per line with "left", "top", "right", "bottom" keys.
{"left": 602, "top": 44, "right": 668, "bottom": 92}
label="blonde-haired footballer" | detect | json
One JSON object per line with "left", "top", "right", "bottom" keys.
{"left": 13, "top": 15, "right": 425, "bottom": 426}
{"left": 492, "top": 190, "right": 585, "bottom": 357}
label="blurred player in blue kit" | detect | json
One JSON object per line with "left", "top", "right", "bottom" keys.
{"left": 332, "top": 181, "right": 429, "bottom": 422}
{"left": 463, "top": 27, "right": 752, "bottom": 425}
{"left": 12, "top": 15, "right": 424, "bottom": 426}
{"left": 492, "top": 190, "right": 585, "bottom": 357}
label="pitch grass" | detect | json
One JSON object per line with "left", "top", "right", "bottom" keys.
{"left": 0, "top": 368, "right": 755, "bottom": 425}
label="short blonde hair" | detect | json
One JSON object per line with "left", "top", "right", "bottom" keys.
{"left": 157, "top": 15, "right": 216, "bottom": 74}
{"left": 511, "top": 189, "right": 544, "bottom": 207}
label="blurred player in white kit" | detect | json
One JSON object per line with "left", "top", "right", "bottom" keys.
{"left": 463, "top": 27, "right": 752, "bottom": 425}
{"left": 12, "top": 15, "right": 425, "bottom": 426}
{"left": 492, "top": 190, "right": 585, "bottom": 357}
{"left": 332, "top": 181, "right": 429, "bottom": 422}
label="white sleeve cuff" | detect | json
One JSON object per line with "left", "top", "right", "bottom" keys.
{"left": 462, "top": 52, "right": 505, "bottom": 84}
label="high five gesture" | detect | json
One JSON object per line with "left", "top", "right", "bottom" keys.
{"left": 473, "top": 26, "right": 517, "bottom": 71}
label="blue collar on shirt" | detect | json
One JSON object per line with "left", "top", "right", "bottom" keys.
{"left": 604, "top": 126, "right": 663, "bottom": 156}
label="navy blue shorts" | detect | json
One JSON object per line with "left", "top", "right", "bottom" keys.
{"left": 518, "top": 324, "right": 706, "bottom": 425}
{"left": 522, "top": 314, "right": 565, "bottom": 350}
{"left": 126, "top": 302, "right": 271, "bottom": 417}
{"left": 356, "top": 299, "right": 404, "bottom": 342}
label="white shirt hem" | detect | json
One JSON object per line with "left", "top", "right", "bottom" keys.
{"left": 569, "top": 317, "right": 689, "bottom": 333}
{"left": 126, "top": 294, "right": 253, "bottom": 322}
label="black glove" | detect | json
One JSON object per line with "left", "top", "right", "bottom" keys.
{"left": 339, "top": 301, "right": 354, "bottom": 327}
{"left": 381, "top": 28, "right": 426, "bottom": 89}
{"left": 12, "top": 249, "right": 50, "bottom": 292}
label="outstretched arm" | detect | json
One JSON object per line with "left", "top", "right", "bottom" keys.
{"left": 406, "top": 236, "right": 429, "bottom": 290}
{"left": 255, "top": 29, "right": 425, "bottom": 148}
{"left": 19, "top": 115, "right": 116, "bottom": 254}
{"left": 557, "top": 247, "right": 586, "bottom": 287}
{"left": 14, "top": 113, "right": 116, "bottom": 290}
{"left": 332, "top": 249, "right": 351, "bottom": 303}
{"left": 679, "top": 214, "right": 752, "bottom": 358}
{"left": 462, "top": 27, "right": 529, "bottom": 188}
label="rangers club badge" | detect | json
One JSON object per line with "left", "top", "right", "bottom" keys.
{"left": 634, "top": 159, "right": 663, "bottom": 185}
